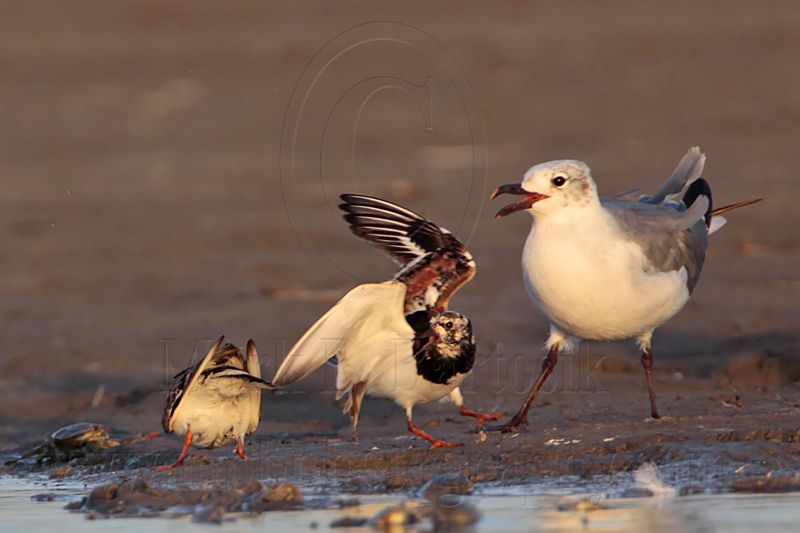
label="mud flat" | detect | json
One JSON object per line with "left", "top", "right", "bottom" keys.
{"left": 2, "top": 0, "right": 800, "bottom": 529}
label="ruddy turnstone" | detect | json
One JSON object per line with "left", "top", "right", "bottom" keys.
{"left": 491, "top": 147, "right": 760, "bottom": 430}
{"left": 157, "top": 336, "right": 274, "bottom": 471}
{"left": 271, "top": 195, "right": 500, "bottom": 448}
{"left": 339, "top": 194, "right": 505, "bottom": 426}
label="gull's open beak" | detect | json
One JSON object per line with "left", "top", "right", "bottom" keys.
{"left": 491, "top": 184, "right": 549, "bottom": 218}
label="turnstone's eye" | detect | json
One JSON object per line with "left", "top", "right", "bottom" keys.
{"left": 552, "top": 175, "right": 567, "bottom": 187}
{"left": 444, "top": 321, "right": 453, "bottom": 330}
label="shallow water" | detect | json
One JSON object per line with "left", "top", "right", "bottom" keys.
{"left": 2, "top": 477, "right": 800, "bottom": 532}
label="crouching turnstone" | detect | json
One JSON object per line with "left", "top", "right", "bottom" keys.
{"left": 157, "top": 336, "right": 274, "bottom": 471}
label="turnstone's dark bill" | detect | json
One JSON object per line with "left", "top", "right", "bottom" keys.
{"left": 271, "top": 196, "right": 501, "bottom": 449}
{"left": 491, "top": 147, "right": 761, "bottom": 431}
{"left": 157, "top": 336, "right": 274, "bottom": 471}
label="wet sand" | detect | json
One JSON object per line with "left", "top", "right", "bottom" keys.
{"left": 2, "top": 1, "right": 800, "bottom": 497}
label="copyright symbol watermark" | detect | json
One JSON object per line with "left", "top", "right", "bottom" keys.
{"left": 279, "top": 20, "right": 487, "bottom": 282}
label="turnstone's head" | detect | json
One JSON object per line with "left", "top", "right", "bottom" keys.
{"left": 492, "top": 159, "right": 599, "bottom": 218}
{"left": 430, "top": 311, "right": 473, "bottom": 358}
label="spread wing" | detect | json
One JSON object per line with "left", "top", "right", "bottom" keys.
{"left": 339, "top": 194, "right": 476, "bottom": 313}
{"left": 272, "top": 281, "right": 414, "bottom": 387}
{"left": 339, "top": 194, "right": 463, "bottom": 264}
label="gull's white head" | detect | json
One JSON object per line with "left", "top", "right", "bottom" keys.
{"left": 491, "top": 159, "right": 599, "bottom": 218}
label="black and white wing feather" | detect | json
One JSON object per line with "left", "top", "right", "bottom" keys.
{"left": 339, "top": 194, "right": 463, "bottom": 265}
{"left": 339, "top": 194, "right": 476, "bottom": 313}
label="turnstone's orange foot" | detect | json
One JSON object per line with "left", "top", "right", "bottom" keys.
{"left": 459, "top": 406, "right": 507, "bottom": 427}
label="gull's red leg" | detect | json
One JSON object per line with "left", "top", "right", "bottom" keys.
{"left": 490, "top": 344, "right": 559, "bottom": 433}
{"left": 155, "top": 428, "right": 193, "bottom": 471}
{"left": 407, "top": 418, "right": 462, "bottom": 449}
{"left": 641, "top": 348, "right": 661, "bottom": 419}
{"left": 235, "top": 438, "right": 249, "bottom": 460}
{"left": 459, "top": 405, "right": 507, "bottom": 427}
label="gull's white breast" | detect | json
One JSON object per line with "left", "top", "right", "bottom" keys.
{"left": 522, "top": 209, "right": 690, "bottom": 341}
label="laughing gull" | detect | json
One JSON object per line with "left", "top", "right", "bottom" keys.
{"left": 491, "top": 147, "right": 761, "bottom": 430}
{"left": 272, "top": 195, "right": 502, "bottom": 448}
{"left": 158, "top": 337, "right": 274, "bottom": 470}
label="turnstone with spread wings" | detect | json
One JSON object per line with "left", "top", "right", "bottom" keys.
{"left": 271, "top": 196, "right": 500, "bottom": 449}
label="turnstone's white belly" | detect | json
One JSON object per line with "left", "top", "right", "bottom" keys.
{"left": 368, "top": 354, "right": 466, "bottom": 410}
{"left": 172, "top": 388, "right": 253, "bottom": 448}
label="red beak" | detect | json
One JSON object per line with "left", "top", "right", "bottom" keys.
{"left": 491, "top": 184, "right": 549, "bottom": 218}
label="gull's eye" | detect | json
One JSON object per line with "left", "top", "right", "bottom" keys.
{"left": 552, "top": 175, "right": 567, "bottom": 187}
{"left": 444, "top": 321, "right": 453, "bottom": 330}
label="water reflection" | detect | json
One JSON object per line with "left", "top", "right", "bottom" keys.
{"left": 1, "top": 477, "right": 799, "bottom": 532}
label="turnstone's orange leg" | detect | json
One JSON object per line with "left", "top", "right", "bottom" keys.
{"left": 459, "top": 405, "right": 507, "bottom": 427}
{"left": 406, "top": 418, "right": 462, "bottom": 449}
{"left": 235, "top": 438, "right": 249, "bottom": 460}
{"left": 155, "top": 428, "right": 193, "bottom": 471}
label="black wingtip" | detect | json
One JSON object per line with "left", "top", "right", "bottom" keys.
{"left": 339, "top": 193, "right": 366, "bottom": 206}
{"left": 683, "top": 178, "right": 713, "bottom": 226}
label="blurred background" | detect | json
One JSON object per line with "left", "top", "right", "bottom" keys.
{"left": 1, "top": 1, "right": 798, "bottom": 446}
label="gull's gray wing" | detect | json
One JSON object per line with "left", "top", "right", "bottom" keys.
{"left": 602, "top": 199, "right": 709, "bottom": 293}
{"left": 638, "top": 147, "right": 706, "bottom": 205}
